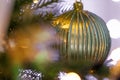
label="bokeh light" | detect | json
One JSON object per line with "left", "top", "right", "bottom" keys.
{"left": 107, "top": 19, "right": 120, "bottom": 39}
{"left": 107, "top": 48, "right": 120, "bottom": 65}
{"left": 33, "top": 0, "right": 39, "bottom": 4}
{"left": 58, "top": 72, "right": 81, "bottom": 80}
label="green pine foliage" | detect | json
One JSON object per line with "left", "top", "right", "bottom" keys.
{"left": 8, "top": 0, "right": 56, "bottom": 34}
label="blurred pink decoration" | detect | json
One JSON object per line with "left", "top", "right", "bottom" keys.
{"left": 0, "top": 0, "right": 14, "bottom": 52}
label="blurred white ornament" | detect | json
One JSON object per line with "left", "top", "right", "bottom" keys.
{"left": 107, "top": 19, "right": 120, "bottom": 39}
{"left": 112, "top": 0, "right": 120, "bottom": 2}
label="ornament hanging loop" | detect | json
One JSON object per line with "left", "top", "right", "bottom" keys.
{"left": 74, "top": 1, "right": 83, "bottom": 11}
{"left": 75, "top": 0, "right": 82, "bottom": 2}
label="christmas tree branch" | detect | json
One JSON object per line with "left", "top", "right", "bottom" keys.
{"left": 36, "top": 0, "right": 58, "bottom": 8}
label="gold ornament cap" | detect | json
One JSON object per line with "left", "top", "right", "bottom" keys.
{"left": 74, "top": 2, "right": 83, "bottom": 11}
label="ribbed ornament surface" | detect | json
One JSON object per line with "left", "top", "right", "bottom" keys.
{"left": 52, "top": 2, "right": 111, "bottom": 67}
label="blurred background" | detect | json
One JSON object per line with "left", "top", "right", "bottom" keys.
{"left": 0, "top": 0, "right": 120, "bottom": 80}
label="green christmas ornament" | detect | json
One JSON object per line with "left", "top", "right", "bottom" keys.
{"left": 52, "top": 2, "right": 111, "bottom": 68}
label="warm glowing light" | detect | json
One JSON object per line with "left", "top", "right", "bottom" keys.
{"left": 107, "top": 48, "right": 120, "bottom": 65}
{"left": 107, "top": 19, "right": 120, "bottom": 39}
{"left": 112, "top": 0, "right": 120, "bottom": 2}
{"left": 62, "top": 24, "right": 69, "bottom": 29}
{"left": 59, "top": 72, "right": 81, "bottom": 80}
{"left": 33, "top": 0, "right": 39, "bottom": 3}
